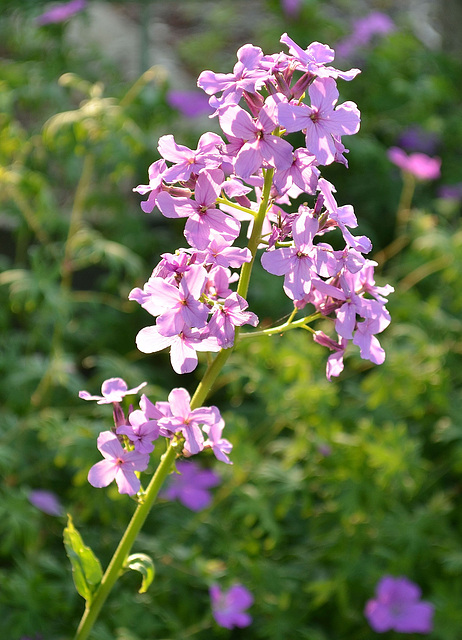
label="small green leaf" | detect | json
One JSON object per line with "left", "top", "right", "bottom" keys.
{"left": 124, "top": 553, "right": 155, "bottom": 594}
{"left": 63, "top": 515, "right": 103, "bottom": 604}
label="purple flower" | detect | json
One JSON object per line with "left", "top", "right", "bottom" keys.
{"left": 36, "top": 0, "right": 86, "bottom": 25}
{"left": 398, "top": 126, "right": 439, "bottom": 155}
{"left": 88, "top": 431, "right": 149, "bottom": 496}
{"left": 210, "top": 583, "right": 254, "bottom": 629}
{"left": 162, "top": 460, "right": 220, "bottom": 511}
{"left": 156, "top": 169, "right": 240, "bottom": 250}
{"left": 203, "top": 413, "right": 233, "bottom": 464}
{"left": 280, "top": 33, "right": 361, "bottom": 82}
{"left": 135, "top": 325, "right": 220, "bottom": 375}
{"left": 218, "top": 98, "right": 293, "bottom": 179}
{"left": 261, "top": 208, "right": 319, "bottom": 301}
{"left": 158, "top": 132, "right": 223, "bottom": 183}
{"left": 79, "top": 377, "right": 147, "bottom": 404}
{"left": 281, "top": 0, "right": 303, "bottom": 18}
{"left": 198, "top": 44, "right": 268, "bottom": 110}
{"left": 336, "top": 12, "right": 395, "bottom": 58}
{"left": 167, "top": 90, "right": 214, "bottom": 118}
{"left": 28, "top": 490, "right": 63, "bottom": 516}
{"left": 116, "top": 409, "right": 160, "bottom": 454}
{"left": 438, "top": 182, "right": 462, "bottom": 201}
{"left": 388, "top": 147, "right": 441, "bottom": 181}
{"left": 208, "top": 293, "right": 259, "bottom": 348}
{"left": 278, "top": 77, "right": 361, "bottom": 166}
{"left": 365, "top": 575, "right": 434, "bottom": 634}
{"left": 157, "top": 388, "right": 219, "bottom": 455}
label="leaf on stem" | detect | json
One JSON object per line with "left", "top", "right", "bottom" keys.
{"left": 63, "top": 514, "right": 103, "bottom": 604}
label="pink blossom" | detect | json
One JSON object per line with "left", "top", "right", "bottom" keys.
{"left": 208, "top": 293, "right": 259, "bottom": 348}
{"left": 158, "top": 132, "right": 223, "bottom": 183}
{"left": 157, "top": 388, "right": 220, "bottom": 455}
{"left": 36, "top": 0, "right": 86, "bottom": 25}
{"left": 88, "top": 431, "right": 149, "bottom": 496}
{"left": 278, "top": 77, "right": 360, "bottom": 165}
{"left": 280, "top": 33, "right": 360, "bottom": 81}
{"left": 218, "top": 99, "right": 293, "bottom": 179}
{"left": 116, "top": 409, "right": 160, "bottom": 454}
{"left": 198, "top": 44, "right": 269, "bottom": 110}
{"left": 388, "top": 147, "right": 441, "bottom": 180}
{"left": 135, "top": 325, "right": 220, "bottom": 375}
{"left": 79, "top": 378, "right": 147, "bottom": 404}
{"left": 156, "top": 169, "right": 240, "bottom": 250}
{"left": 203, "top": 412, "right": 233, "bottom": 464}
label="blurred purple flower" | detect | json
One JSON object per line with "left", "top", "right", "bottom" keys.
{"left": 210, "top": 583, "right": 253, "bottom": 629}
{"left": 36, "top": 0, "right": 87, "bottom": 25}
{"left": 388, "top": 147, "right": 441, "bottom": 181}
{"left": 162, "top": 460, "right": 220, "bottom": 511}
{"left": 167, "top": 90, "right": 213, "bottom": 118}
{"left": 365, "top": 575, "right": 434, "bottom": 633}
{"left": 281, "top": 0, "right": 303, "bottom": 18}
{"left": 29, "top": 490, "right": 64, "bottom": 516}
{"left": 398, "top": 126, "right": 440, "bottom": 155}
{"left": 337, "top": 12, "right": 395, "bottom": 58}
{"left": 438, "top": 182, "right": 462, "bottom": 201}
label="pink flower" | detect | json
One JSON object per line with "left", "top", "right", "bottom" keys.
{"left": 388, "top": 147, "right": 441, "bottom": 180}
{"left": 278, "top": 77, "right": 361, "bottom": 166}
{"left": 88, "top": 431, "right": 150, "bottom": 495}
{"left": 365, "top": 575, "right": 434, "bottom": 633}
{"left": 157, "top": 388, "right": 219, "bottom": 455}
{"left": 36, "top": 0, "right": 86, "bottom": 25}
{"left": 79, "top": 378, "right": 147, "bottom": 404}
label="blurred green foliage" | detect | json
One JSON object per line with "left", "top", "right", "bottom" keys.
{"left": 1, "top": 2, "right": 461, "bottom": 639}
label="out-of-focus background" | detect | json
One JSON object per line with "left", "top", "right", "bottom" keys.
{"left": 1, "top": 1, "right": 461, "bottom": 638}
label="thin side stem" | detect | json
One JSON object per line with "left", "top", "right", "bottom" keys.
{"left": 238, "top": 312, "right": 322, "bottom": 340}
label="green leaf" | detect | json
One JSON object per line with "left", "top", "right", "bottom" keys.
{"left": 63, "top": 515, "right": 103, "bottom": 604}
{"left": 124, "top": 553, "right": 155, "bottom": 594}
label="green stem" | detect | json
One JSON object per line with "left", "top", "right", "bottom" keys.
{"left": 239, "top": 312, "right": 322, "bottom": 340}
{"left": 237, "top": 168, "right": 274, "bottom": 301}
{"left": 62, "top": 153, "right": 94, "bottom": 289}
{"left": 216, "top": 196, "right": 256, "bottom": 218}
{"left": 73, "top": 443, "right": 177, "bottom": 640}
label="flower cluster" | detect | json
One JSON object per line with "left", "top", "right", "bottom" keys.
{"left": 80, "top": 378, "right": 231, "bottom": 495}
{"left": 132, "top": 33, "right": 392, "bottom": 379}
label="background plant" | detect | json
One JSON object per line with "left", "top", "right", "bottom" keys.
{"left": 1, "top": 2, "right": 461, "bottom": 639}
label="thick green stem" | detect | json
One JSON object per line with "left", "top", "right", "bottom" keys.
{"left": 73, "top": 443, "right": 177, "bottom": 640}
{"left": 237, "top": 168, "right": 274, "bottom": 301}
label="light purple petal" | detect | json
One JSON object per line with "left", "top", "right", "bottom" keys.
{"left": 136, "top": 325, "right": 174, "bottom": 354}
{"left": 88, "top": 459, "right": 117, "bottom": 488}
